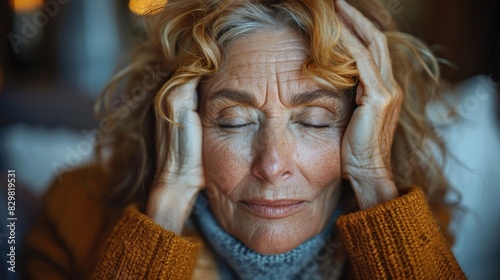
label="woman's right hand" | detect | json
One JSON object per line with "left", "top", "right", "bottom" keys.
{"left": 146, "top": 77, "right": 205, "bottom": 234}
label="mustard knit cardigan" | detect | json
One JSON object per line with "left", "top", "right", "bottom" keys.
{"left": 23, "top": 167, "right": 466, "bottom": 279}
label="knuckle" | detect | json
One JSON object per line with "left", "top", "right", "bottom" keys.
{"left": 357, "top": 48, "right": 372, "bottom": 61}
{"left": 166, "top": 89, "right": 193, "bottom": 109}
{"left": 166, "top": 82, "right": 197, "bottom": 103}
{"left": 370, "top": 32, "right": 389, "bottom": 55}
{"left": 165, "top": 90, "right": 180, "bottom": 105}
{"left": 371, "top": 89, "right": 392, "bottom": 108}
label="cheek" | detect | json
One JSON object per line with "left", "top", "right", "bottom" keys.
{"left": 202, "top": 130, "right": 251, "bottom": 193}
{"left": 296, "top": 136, "right": 342, "bottom": 188}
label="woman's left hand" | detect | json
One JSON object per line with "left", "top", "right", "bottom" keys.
{"left": 336, "top": 0, "right": 403, "bottom": 210}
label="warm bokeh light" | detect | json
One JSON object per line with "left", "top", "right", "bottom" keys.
{"left": 129, "top": 0, "right": 167, "bottom": 15}
{"left": 9, "top": 0, "right": 44, "bottom": 12}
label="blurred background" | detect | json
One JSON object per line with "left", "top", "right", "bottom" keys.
{"left": 0, "top": 0, "right": 499, "bottom": 279}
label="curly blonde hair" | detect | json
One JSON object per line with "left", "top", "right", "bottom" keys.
{"left": 94, "top": 0, "right": 453, "bottom": 234}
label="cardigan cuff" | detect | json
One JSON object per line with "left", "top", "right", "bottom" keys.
{"left": 336, "top": 187, "right": 465, "bottom": 279}
{"left": 91, "top": 204, "right": 200, "bottom": 279}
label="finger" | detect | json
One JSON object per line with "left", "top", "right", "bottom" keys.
{"left": 336, "top": 1, "right": 394, "bottom": 88}
{"left": 342, "top": 28, "right": 390, "bottom": 106}
{"left": 166, "top": 76, "right": 202, "bottom": 112}
{"left": 335, "top": 1, "right": 385, "bottom": 57}
{"left": 335, "top": 1, "right": 382, "bottom": 50}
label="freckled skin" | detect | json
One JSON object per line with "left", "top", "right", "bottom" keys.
{"left": 199, "top": 30, "right": 351, "bottom": 254}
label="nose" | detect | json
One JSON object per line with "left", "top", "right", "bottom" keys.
{"left": 251, "top": 128, "right": 295, "bottom": 185}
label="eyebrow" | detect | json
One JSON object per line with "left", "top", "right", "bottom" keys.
{"left": 208, "top": 88, "right": 344, "bottom": 107}
{"left": 208, "top": 89, "right": 258, "bottom": 106}
{"left": 290, "top": 89, "right": 344, "bottom": 106}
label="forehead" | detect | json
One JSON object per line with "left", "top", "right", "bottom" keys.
{"left": 221, "top": 30, "right": 305, "bottom": 77}
{"left": 201, "top": 29, "right": 321, "bottom": 104}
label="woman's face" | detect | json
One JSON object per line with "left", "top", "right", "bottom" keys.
{"left": 200, "top": 29, "right": 352, "bottom": 254}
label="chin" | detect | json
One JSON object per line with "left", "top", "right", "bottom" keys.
{"left": 236, "top": 220, "right": 317, "bottom": 255}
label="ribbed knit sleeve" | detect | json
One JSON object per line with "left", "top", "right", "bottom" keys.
{"left": 336, "top": 188, "right": 466, "bottom": 280}
{"left": 90, "top": 205, "right": 200, "bottom": 280}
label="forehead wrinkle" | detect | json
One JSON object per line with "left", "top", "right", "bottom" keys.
{"left": 222, "top": 54, "right": 304, "bottom": 72}
{"left": 231, "top": 57, "right": 303, "bottom": 66}
{"left": 228, "top": 36, "right": 305, "bottom": 53}
{"left": 208, "top": 30, "right": 308, "bottom": 93}
{"left": 224, "top": 41, "right": 306, "bottom": 68}
{"left": 205, "top": 30, "right": 329, "bottom": 110}
{"left": 216, "top": 61, "right": 303, "bottom": 79}
{"left": 208, "top": 59, "right": 306, "bottom": 89}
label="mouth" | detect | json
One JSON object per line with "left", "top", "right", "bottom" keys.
{"left": 239, "top": 200, "right": 306, "bottom": 219}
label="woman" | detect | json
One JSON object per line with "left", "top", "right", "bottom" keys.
{"left": 24, "top": 0, "right": 465, "bottom": 279}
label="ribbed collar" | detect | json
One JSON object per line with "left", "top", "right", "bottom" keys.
{"left": 192, "top": 193, "right": 341, "bottom": 280}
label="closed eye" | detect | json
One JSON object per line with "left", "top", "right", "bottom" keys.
{"left": 297, "top": 122, "right": 331, "bottom": 129}
{"left": 218, "top": 123, "right": 252, "bottom": 129}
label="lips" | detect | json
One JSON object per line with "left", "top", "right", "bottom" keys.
{"left": 239, "top": 200, "right": 306, "bottom": 219}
